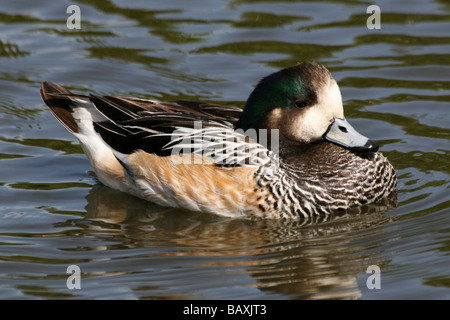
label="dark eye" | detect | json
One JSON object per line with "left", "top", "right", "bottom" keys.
{"left": 294, "top": 100, "right": 307, "bottom": 109}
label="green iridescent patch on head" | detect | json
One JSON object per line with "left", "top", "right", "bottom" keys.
{"left": 239, "top": 65, "right": 311, "bottom": 130}
{"left": 238, "top": 62, "right": 333, "bottom": 131}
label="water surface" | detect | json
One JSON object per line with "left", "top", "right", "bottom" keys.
{"left": 0, "top": 0, "right": 449, "bottom": 299}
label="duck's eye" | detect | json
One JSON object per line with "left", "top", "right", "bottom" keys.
{"left": 294, "top": 100, "right": 307, "bottom": 109}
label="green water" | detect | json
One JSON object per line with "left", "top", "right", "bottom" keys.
{"left": 0, "top": 0, "right": 449, "bottom": 299}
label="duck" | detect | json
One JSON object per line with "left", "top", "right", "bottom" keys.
{"left": 40, "top": 62, "right": 397, "bottom": 219}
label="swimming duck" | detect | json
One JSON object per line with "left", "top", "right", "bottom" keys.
{"left": 40, "top": 62, "right": 396, "bottom": 219}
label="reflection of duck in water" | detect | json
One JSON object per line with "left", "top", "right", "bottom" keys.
{"left": 82, "top": 184, "right": 396, "bottom": 300}
{"left": 41, "top": 62, "right": 396, "bottom": 218}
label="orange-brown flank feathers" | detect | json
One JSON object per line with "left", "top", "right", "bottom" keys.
{"left": 126, "top": 152, "right": 265, "bottom": 217}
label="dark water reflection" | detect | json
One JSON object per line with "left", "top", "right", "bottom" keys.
{"left": 0, "top": 0, "right": 449, "bottom": 299}
{"left": 74, "top": 185, "right": 397, "bottom": 299}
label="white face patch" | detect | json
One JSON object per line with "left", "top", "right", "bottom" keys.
{"left": 283, "top": 80, "right": 345, "bottom": 144}
{"left": 321, "top": 80, "right": 344, "bottom": 119}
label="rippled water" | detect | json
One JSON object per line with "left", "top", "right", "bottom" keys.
{"left": 0, "top": 0, "right": 449, "bottom": 300}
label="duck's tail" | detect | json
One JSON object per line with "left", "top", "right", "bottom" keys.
{"left": 40, "top": 81, "right": 130, "bottom": 193}
{"left": 40, "top": 81, "right": 111, "bottom": 155}
{"left": 40, "top": 81, "right": 80, "bottom": 133}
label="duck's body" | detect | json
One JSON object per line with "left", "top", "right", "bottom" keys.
{"left": 41, "top": 62, "right": 396, "bottom": 219}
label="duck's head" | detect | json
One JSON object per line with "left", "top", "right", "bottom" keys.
{"left": 238, "top": 62, "right": 378, "bottom": 153}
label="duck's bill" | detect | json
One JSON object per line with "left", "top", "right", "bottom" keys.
{"left": 324, "top": 118, "right": 379, "bottom": 152}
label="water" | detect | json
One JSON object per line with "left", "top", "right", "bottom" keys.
{"left": 0, "top": 0, "right": 449, "bottom": 300}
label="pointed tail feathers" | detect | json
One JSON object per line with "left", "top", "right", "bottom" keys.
{"left": 40, "top": 81, "right": 80, "bottom": 133}
{"left": 40, "top": 81, "right": 132, "bottom": 193}
{"left": 40, "top": 81, "right": 115, "bottom": 164}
